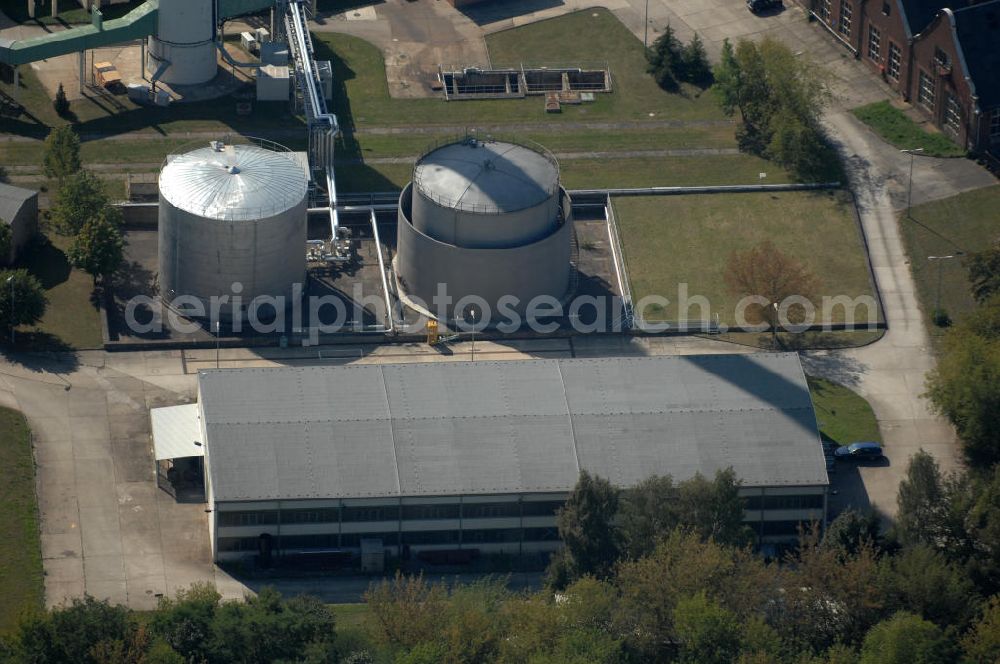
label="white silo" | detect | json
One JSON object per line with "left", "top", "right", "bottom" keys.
{"left": 395, "top": 136, "right": 572, "bottom": 322}
{"left": 158, "top": 140, "right": 308, "bottom": 321}
{"left": 148, "top": 0, "right": 218, "bottom": 86}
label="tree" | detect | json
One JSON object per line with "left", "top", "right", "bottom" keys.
{"left": 681, "top": 33, "right": 713, "bottom": 88}
{"left": 552, "top": 471, "right": 621, "bottom": 583}
{"left": 925, "top": 297, "right": 1000, "bottom": 466}
{"left": 68, "top": 207, "right": 125, "bottom": 285}
{"left": 673, "top": 469, "right": 753, "bottom": 548}
{"left": 8, "top": 596, "right": 134, "bottom": 663}
{"left": 53, "top": 82, "right": 70, "bottom": 116}
{"left": 712, "top": 37, "right": 830, "bottom": 178}
{"left": 0, "top": 221, "right": 12, "bottom": 264}
{"left": 822, "top": 508, "right": 883, "bottom": 558}
{"left": 962, "top": 595, "right": 1000, "bottom": 663}
{"left": 895, "top": 450, "right": 971, "bottom": 554}
{"left": 877, "top": 545, "right": 980, "bottom": 628}
{"left": 51, "top": 170, "right": 110, "bottom": 236}
{"left": 43, "top": 125, "right": 82, "bottom": 181}
{"left": 966, "top": 241, "right": 1000, "bottom": 304}
{"left": 673, "top": 592, "right": 743, "bottom": 664}
{"left": 0, "top": 268, "right": 47, "bottom": 334}
{"left": 859, "top": 612, "right": 957, "bottom": 664}
{"left": 363, "top": 573, "right": 447, "bottom": 650}
{"left": 646, "top": 24, "right": 683, "bottom": 91}
{"left": 723, "top": 239, "right": 819, "bottom": 339}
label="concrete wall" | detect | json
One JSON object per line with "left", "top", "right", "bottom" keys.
{"left": 396, "top": 184, "right": 572, "bottom": 321}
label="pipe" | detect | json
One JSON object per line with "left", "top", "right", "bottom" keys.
{"left": 216, "top": 41, "right": 261, "bottom": 69}
{"left": 369, "top": 209, "right": 395, "bottom": 334}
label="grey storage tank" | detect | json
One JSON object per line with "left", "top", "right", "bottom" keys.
{"left": 395, "top": 137, "right": 572, "bottom": 322}
{"left": 158, "top": 140, "right": 308, "bottom": 321}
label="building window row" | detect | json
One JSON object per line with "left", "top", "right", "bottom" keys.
{"left": 820, "top": 0, "right": 831, "bottom": 22}
{"left": 944, "top": 94, "right": 962, "bottom": 135}
{"left": 918, "top": 70, "right": 935, "bottom": 110}
{"left": 839, "top": 1, "right": 853, "bottom": 36}
{"left": 868, "top": 24, "right": 881, "bottom": 62}
{"left": 887, "top": 42, "right": 901, "bottom": 80}
{"left": 218, "top": 500, "right": 565, "bottom": 529}
{"left": 217, "top": 526, "right": 563, "bottom": 553}
{"left": 743, "top": 494, "right": 824, "bottom": 511}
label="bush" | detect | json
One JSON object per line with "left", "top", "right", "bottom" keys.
{"left": 53, "top": 83, "right": 70, "bottom": 117}
{"left": 932, "top": 308, "right": 951, "bottom": 327}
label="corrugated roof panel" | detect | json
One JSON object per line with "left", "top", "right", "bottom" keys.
{"left": 199, "top": 353, "right": 828, "bottom": 502}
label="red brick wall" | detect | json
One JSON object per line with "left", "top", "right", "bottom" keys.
{"left": 911, "top": 12, "right": 976, "bottom": 148}
{"left": 858, "top": 0, "right": 911, "bottom": 95}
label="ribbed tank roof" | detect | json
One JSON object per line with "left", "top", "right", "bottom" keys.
{"left": 413, "top": 139, "right": 559, "bottom": 214}
{"left": 159, "top": 143, "right": 307, "bottom": 221}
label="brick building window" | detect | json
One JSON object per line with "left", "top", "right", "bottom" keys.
{"left": 944, "top": 94, "right": 961, "bottom": 134}
{"left": 820, "top": 0, "right": 831, "bottom": 21}
{"left": 868, "top": 25, "right": 881, "bottom": 62}
{"left": 918, "top": 70, "right": 935, "bottom": 110}
{"left": 934, "top": 47, "right": 950, "bottom": 68}
{"left": 882, "top": 1, "right": 890, "bottom": 15}
{"left": 989, "top": 108, "right": 1000, "bottom": 140}
{"left": 839, "top": 1, "right": 853, "bottom": 35}
{"left": 887, "top": 42, "right": 901, "bottom": 80}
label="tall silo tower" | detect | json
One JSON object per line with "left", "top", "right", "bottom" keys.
{"left": 157, "top": 139, "right": 308, "bottom": 321}
{"left": 148, "top": 0, "right": 218, "bottom": 86}
{"left": 395, "top": 136, "right": 573, "bottom": 323}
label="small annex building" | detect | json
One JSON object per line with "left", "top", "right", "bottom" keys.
{"left": 151, "top": 353, "right": 830, "bottom": 564}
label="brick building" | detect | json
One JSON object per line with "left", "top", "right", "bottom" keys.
{"left": 804, "top": 0, "right": 1000, "bottom": 153}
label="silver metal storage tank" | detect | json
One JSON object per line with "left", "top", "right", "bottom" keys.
{"left": 395, "top": 136, "right": 572, "bottom": 322}
{"left": 158, "top": 140, "right": 308, "bottom": 321}
{"left": 148, "top": 0, "right": 217, "bottom": 86}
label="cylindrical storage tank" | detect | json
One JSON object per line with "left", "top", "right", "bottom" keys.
{"left": 148, "top": 0, "right": 217, "bottom": 85}
{"left": 158, "top": 141, "right": 308, "bottom": 321}
{"left": 396, "top": 137, "right": 572, "bottom": 323}
{"left": 410, "top": 139, "right": 561, "bottom": 248}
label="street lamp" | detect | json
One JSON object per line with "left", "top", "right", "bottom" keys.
{"left": 214, "top": 320, "right": 221, "bottom": 369}
{"left": 644, "top": 0, "right": 650, "bottom": 49}
{"left": 6, "top": 275, "right": 14, "bottom": 347}
{"left": 468, "top": 306, "right": 478, "bottom": 362}
{"left": 928, "top": 253, "right": 964, "bottom": 312}
{"left": 901, "top": 147, "right": 924, "bottom": 217}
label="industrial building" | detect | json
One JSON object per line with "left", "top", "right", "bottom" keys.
{"left": 0, "top": 182, "right": 38, "bottom": 264}
{"left": 395, "top": 137, "right": 573, "bottom": 322}
{"left": 157, "top": 139, "right": 309, "bottom": 320}
{"left": 150, "top": 353, "right": 829, "bottom": 565}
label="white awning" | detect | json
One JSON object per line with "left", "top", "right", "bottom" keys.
{"left": 151, "top": 404, "right": 204, "bottom": 460}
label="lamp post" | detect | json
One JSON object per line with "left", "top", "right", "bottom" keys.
{"left": 214, "top": 320, "right": 221, "bottom": 369}
{"left": 901, "top": 147, "right": 924, "bottom": 218}
{"left": 928, "top": 254, "right": 964, "bottom": 312}
{"left": 644, "top": 0, "right": 650, "bottom": 49}
{"left": 6, "top": 275, "right": 14, "bottom": 347}
{"left": 469, "top": 306, "right": 478, "bottom": 362}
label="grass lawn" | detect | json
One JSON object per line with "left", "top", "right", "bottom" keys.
{"left": 14, "top": 231, "right": 105, "bottom": 350}
{"left": 898, "top": 185, "right": 1000, "bottom": 340}
{"left": 807, "top": 376, "right": 882, "bottom": 446}
{"left": 313, "top": 9, "right": 728, "bottom": 130}
{"left": 615, "top": 190, "right": 877, "bottom": 326}
{"left": 0, "top": 63, "right": 306, "bottom": 140}
{"left": 0, "top": 407, "right": 44, "bottom": 633}
{"left": 851, "top": 101, "right": 965, "bottom": 157}
{"left": 334, "top": 153, "right": 794, "bottom": 193}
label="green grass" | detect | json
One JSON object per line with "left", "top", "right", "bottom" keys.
{"left": 898, "top": 185, "right": 1000, "bottom": 340}
{"left": 807, "top": 376, "right": 882, "bottom": 446}
{"left": 313, "top": 9, "right": 727, "bottom": 130}
{"left": 334, "top": 153, "right": 794, "bottom": 193}
{"left": 851, "top": 101, "right": 965, "bottom": 157}
{"left": 615, "top": 190, "right": 877, "bottom": 325}
{"left": 0, "top": 407, "right": 44, "bottom": 634}
{"left": 14, "top": 231, "right": 105, "bottom": 350}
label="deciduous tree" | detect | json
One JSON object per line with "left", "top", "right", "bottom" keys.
{"left": 859, "top": 612, "right": 957, "bottom": 664}
{"left": 42, "top": 125, "right": 81, "bottom": 181}
{"left": 51, "top": 170, "right": 109, "bottom": 236}
{"left": 0, "top": 268, "right": 46, "bottom": 334}
{"left": 68, "top": 207, "right": 125, "bottom": 285}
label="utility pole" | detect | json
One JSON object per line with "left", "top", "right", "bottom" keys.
{"left": 7, "top": 276, "right": 14, "bottom": 347}
{"left": 928, "top": 254, "right": 964, "bottom": 312}
{"left": 644, "top": 0, "right": 650, "bottom": 49}
{"left": 901, "top": 147, "right": 924, "bottom": 217}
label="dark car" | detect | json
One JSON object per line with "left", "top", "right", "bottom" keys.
{"left": 747, "top": 0, "right": 782, "bottom": 12}
{"left": 833, "top": 442, "right": 884, "bottom": 460}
